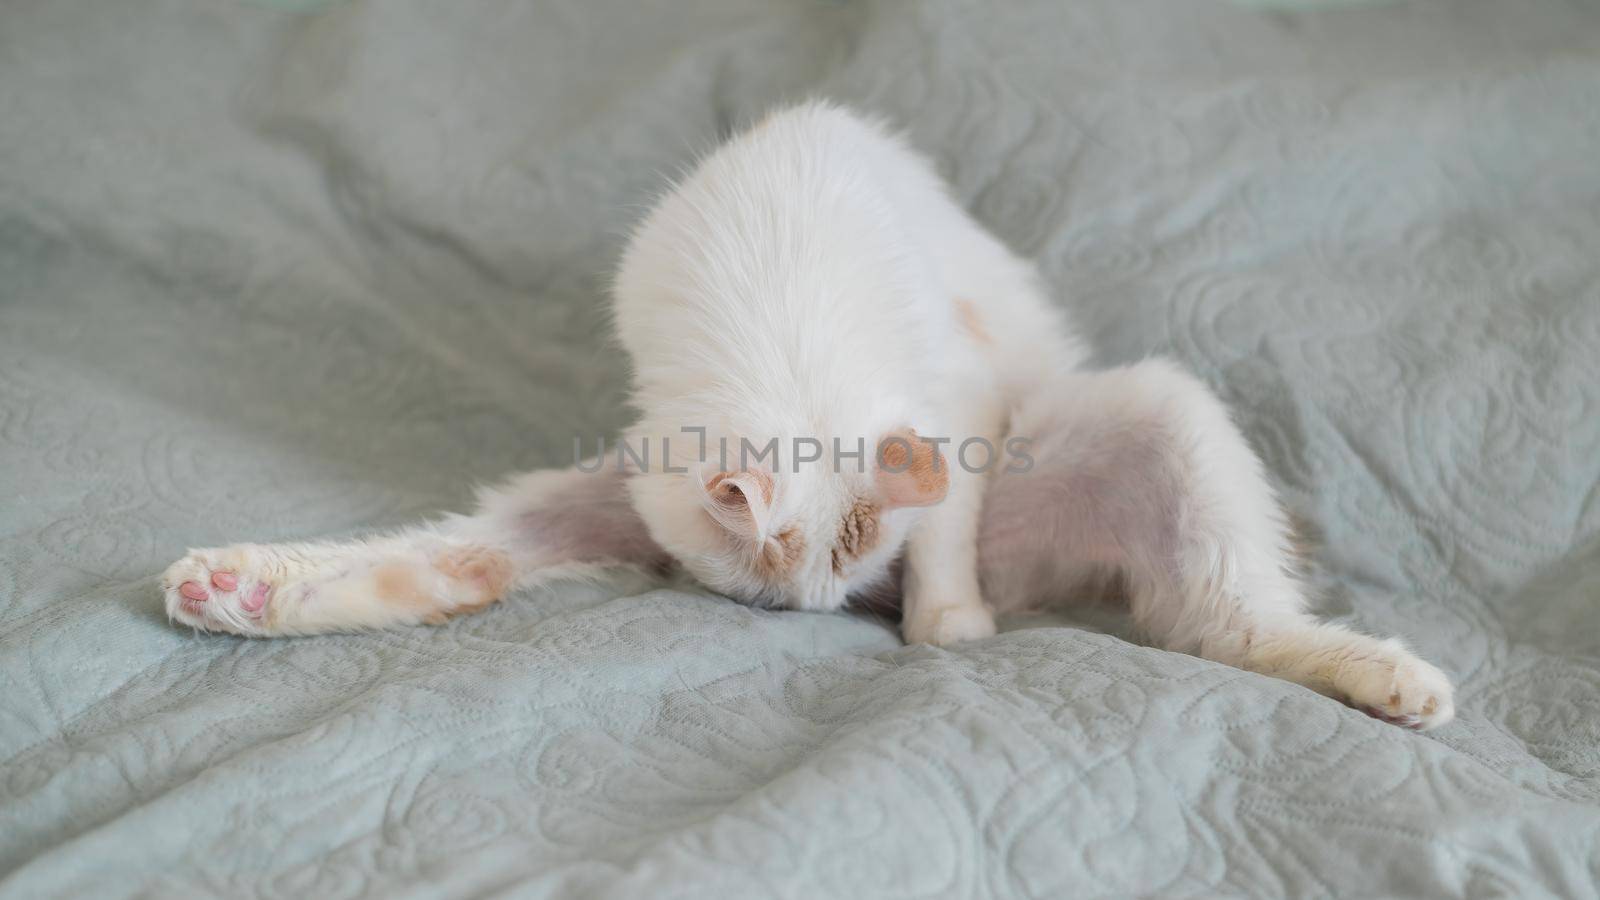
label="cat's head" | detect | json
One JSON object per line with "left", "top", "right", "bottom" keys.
{"left": 626, "top": 427, "right": 948, "bottom": 611}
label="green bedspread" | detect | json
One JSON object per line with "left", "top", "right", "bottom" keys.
{"left": 2, "top": 0, "right": 1598, "bottom": 895}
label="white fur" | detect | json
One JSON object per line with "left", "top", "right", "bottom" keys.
{"left": 614, "top": 102, "right": 1071, "bottom": 632}
{"left": 160, "top": 102, "right": 1454, "bottom": 729}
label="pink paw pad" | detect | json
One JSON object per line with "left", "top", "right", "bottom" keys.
{"left": 210, "top": 571, "right": 238, "bottom": 591}
{"left": 240, "top": 583, "right": 270, "bottom": 616}
{"left": 179, "top": 581, "right": 209, "bottom": 602}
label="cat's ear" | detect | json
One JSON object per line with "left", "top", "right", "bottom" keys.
{"left": 874, "top": 428, "right": 949, "bottom": 508}
{"left": 701, "top": 468, "right": 776, "bottom": 542}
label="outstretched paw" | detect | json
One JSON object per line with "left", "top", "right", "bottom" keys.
{"left": 161, "top": 545, "right": 281, "bottom": 636}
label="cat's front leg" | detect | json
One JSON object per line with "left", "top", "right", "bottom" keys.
{"left": 901, "top": 522, "right": 997, "bottom": 646}
{"left": 162, "top": 535, "right": 513, "bottom": 637}
{"left": 897, "top": 400, "right": 1004, "bottom": 647}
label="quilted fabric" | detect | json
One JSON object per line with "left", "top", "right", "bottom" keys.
{"left": 2, "top": 0, "right": 1598, "bottom": 895}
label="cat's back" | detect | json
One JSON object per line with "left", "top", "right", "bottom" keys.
{"left": 613, "top": 102, "right": 945, "bottom": 398}
{"left": 616, "top": 101, "right": 928, "bottom": 305}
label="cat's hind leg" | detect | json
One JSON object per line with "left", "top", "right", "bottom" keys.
{"left": 981, "top": 359, "right": 1455, "bottom": 729}
{"left": 162, "top": 465, "right": 670, "bottom": 637}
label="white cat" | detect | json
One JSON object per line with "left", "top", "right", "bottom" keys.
{"left": 162, "top": 102, "right": 1454, "bottom": 730}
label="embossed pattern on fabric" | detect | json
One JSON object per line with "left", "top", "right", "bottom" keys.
{"left": 1, "top": 0, "right": 1598, "bottom": 896}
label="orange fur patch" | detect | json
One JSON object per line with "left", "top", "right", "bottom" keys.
{"left": 831, "top": 498, "right": 881, "bottom": 574}
{"left": 435, "top": 545, "right": 514, "bottom": 595}
{"left": 954, "top": 297, "right": 992, "bottom": 345}
{"left": 374, "top": 562, "right": 433, "bottom": 617}
{"left": 373, "top": 546, "right": 514, "bottom": 626}
{"left": 879, "top": 438, "right": 910, "bottom": 471}
{"left": 430, "top": 546, "right": 514, "bottom": 623}
{"left": 757, "top": 526, "right": 806, "bottom": 578}
{"left": 877, "top": 429, "right": 949, "bottom": 507}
